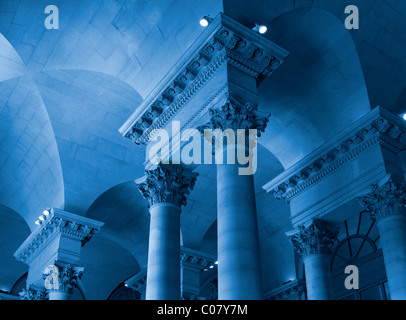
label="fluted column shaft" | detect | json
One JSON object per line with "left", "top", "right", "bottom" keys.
{"left": 359, "top": 177, "right": 406, "bottom": 299}
{"left": 287, "top": 219, "right": 339, "bottom": 300}
{"left": 137, "top": 164, "right": 198, "bottom": 300}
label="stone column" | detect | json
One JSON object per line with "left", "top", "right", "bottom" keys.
{"left": 137, "top": 164, "right": 198, "bottom": 300}
{"left": 358, "top": 176, "right": 406, "bottom": 300}
{"left": 286, "top": 219, "right": 339, "bottom": 300}
{"left": 14, "top": 208, "right": 103, "bottom": 300}
{"left": 199, "top": 99, "right": 269, "bottom": 300}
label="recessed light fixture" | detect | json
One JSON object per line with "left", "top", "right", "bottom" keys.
{"left": 252, "top": 23, "right": 268, "bottom": 34}
{"left": 403, "top": 113, "right": 406, "bottom": 121}
{"left": 215, "top": 261, "right": 218, "bottom": 265}
{"left": 200, "top": 15, "right": 213, "bottom": 28}
{"left": 43, "top": 208, "right": 51, "bottom": 216}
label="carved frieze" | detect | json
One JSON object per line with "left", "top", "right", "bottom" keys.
{"left": 264, "top": 108, "right": 406, "bottom": 203}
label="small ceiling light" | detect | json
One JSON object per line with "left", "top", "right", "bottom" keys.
{"left": 43, "top": 208, "right": 51, "bottom": 216}
{"left": 403, "top": 113, "right": 406, "bottom": 121}
{"left": 252, "top": 23, "right": 268, "bottom": 34}
{"left": 200, "top": 15, "right": 213, "bottom": 28}
{"left": 38, "top": 215, "right": 45, "bottom": 221}
{"left": 35, "top": 220, "right": 41, "bottom": 226}
{"left": 209, "top": 265, "right": 214, "bottom": 269}
{"left": 215, "top": 261, "right": 218, "bottom": 265}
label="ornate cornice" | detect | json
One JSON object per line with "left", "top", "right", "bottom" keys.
{"left": 180, "top": 247, "right": 216, "bottom": 272}
{"left": 119, "top": 13, "right": 288, "bottom": 145}
{"left": 286, "top": 219, "right": 339, "bottom": 257}
{"left": 358, "top": 175, "right": 406, "bottom": 220}
{"left": 14, "top": 209, "right": 104, "bottom": 265}
{"left": 265, "top": 279, "right": 305, "bottom": 300}
{"left": 125, "top": 269, "right": 147, "bottom": 292}
{"left": 125, "top": 248, "right": 216, "bottom": 293}
{"left": 19, "top": 286, "right": 48, "bottom": 300}
{"left": 137, "top": 164, "right": 198, "bottom": 208}
{"left": 263, "top": 107, "right": 406, "bottom": 203}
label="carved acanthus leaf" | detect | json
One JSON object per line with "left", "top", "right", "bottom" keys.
{"left": 137, "top": 164, "right": 198, "bottom": 208}
{"left": 286, "top": 219, "right": 339, "bottom": 257}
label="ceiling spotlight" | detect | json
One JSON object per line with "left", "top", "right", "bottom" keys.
{"left": 252, "top": 23, "right": 268, "bottom": 34}
{"left": 38, "top": 215, "right": 45, "bottom": 221}
{"left": 209, "top": 265, "right": 214, "bottom": 269}
{"left": 403, "top": 113, "right": 406, "bottom": 121}
{"left": 200, "top": 15, "right": 213, "bottom": 28}
{"left": 35, "top": 220, "right": 41, "bottom": 226}
{"left": 215, "top": 261, "right": 218, "bottom": 265}
{"left": 43, "top": 208, "right": 51, "bottom": 216}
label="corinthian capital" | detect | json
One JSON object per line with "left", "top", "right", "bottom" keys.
{"left": 286, "top": 219, "right": 339, "bottom": 257}
{"left": 137, "top": 164, "right": 198, "bottom": 208}
{"left": 199, "top": 97, "right": 270, "bottom": 134}
{"left": 358, "top": 176, "right": 406, "bottom": 220}
{"left": 43, "top": 264, "right": 84, "bottom": 295}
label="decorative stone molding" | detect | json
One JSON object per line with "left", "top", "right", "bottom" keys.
{"left": 136, "top": 164, "right": 198, "bottom": 208}
{"left": 119, "top": 13, "right": 288, "bottom": 146}
{"left": 125, "top": 269, "right": 147, "bottom": 293}
{"left": 43, "top": 263, "right": 84, "bottom": 295}
{"left": 180, "top": 247, "right": 216, "bottom": 272}
{"left": 19, "top": 286, "right": 48, "bottom": 300}
{"left": 358, "top": 175, "right": 406, "bottom": 220}
{"left": 286, "top": 219, "right": 339, "bottom": 257}
{"left": 265, "top": 279, "right": 306, "bottom": 300}
{"left": 263, "top": 107, "right": 406, "bottom": 203}
{"left": 14, "top": 209, "right": 104, "bottom": 265}
{"left": 125, "top": 248, "right": 216, "bottom": 296}
{"left": 197, "top": 97, "right": 270, "bottom": 147}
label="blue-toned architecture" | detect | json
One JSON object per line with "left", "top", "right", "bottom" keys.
{"left": 0, "top": 0, "right": 406, "bottom": 300}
